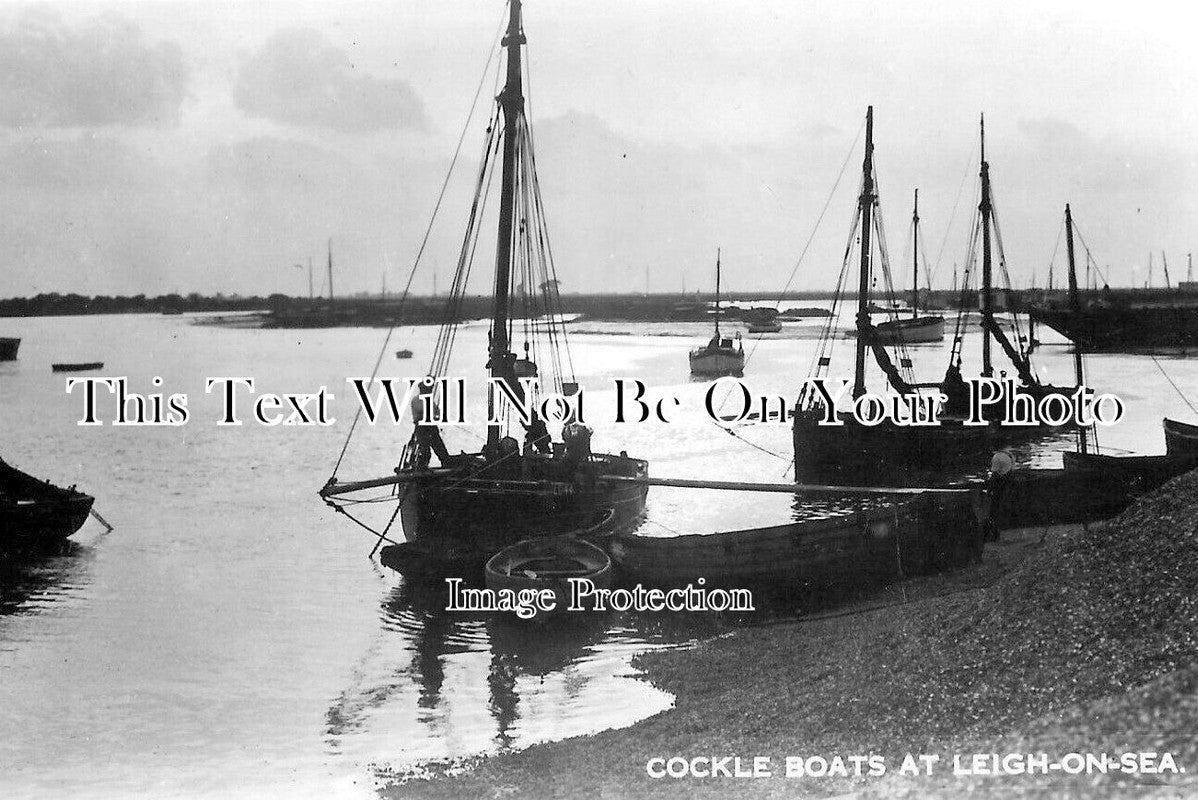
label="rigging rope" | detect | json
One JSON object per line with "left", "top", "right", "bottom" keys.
{"left": 1152, "top": 357, "right": 1198, "bottom": 417}
{"left": 328, "top": 9, "right": 508, "bottom": 479}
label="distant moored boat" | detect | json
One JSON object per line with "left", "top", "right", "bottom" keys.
{"left": 0, "top": 337, "right": 19, "bottom": 361}
{"left": 51, "top": 362, "right": 104, "bottom": 373}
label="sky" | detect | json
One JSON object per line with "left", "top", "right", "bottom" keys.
{"left": 0, "top": 0, "right": 1194, "bottom": 297}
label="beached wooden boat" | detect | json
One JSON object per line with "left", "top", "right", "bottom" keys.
{"left": 609, "top": 491, "right": 981, "bottom": 587}
{"left": 51, "top": 362, "right": 104, "bottom": 372}
{"left": 0, "top": 458, "right": 94, "bottom": 550}
{"left": 1164, "top": 418, "right": 1198, "bottom": 455}
{"left": 0, "top": 336, "right": 19, "bottom": 361}
{"left": 986, "top": 449, "right": 1198, "bottom": 531}
{"left": 486, "top": 537, "right": 612, "bottom": 608}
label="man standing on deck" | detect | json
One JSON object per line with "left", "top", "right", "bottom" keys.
{"left": 410, "top": 379, "right": 451, "bottom": 469}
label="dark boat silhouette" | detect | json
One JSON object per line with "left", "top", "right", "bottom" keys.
{"left": 0, "top": 459, "right": 94, "bottom": 550}
{"left": 0, "top": 337, "right": 19, "bottom": 361}
{"left": 51, "top": 362, "right": 104, "bottom": 373}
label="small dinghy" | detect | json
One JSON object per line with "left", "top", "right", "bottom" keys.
{"left": 395, "top": 349, "right": 413, "bottom": 359}
{"left": 485, "top": 536, "right": 613, "bottom": 611}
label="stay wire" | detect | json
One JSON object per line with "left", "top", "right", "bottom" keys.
{"left": 329, "top": 9, "right": 508, "bottom": 479}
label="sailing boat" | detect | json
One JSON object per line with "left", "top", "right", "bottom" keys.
{"left": 791, "top": 108, "right": 1075, "bottom": 483}
{"left": 874, "top": 190, "right": 945, "bottom": 344}
{"left": 319, "top": 0, "right": 647, "bottom": 578}
{"left": 943, "top": 116, "right": 1079, "bottom": 413}
{"left": 689, "top": 249, "right": 745, "bottom": 376}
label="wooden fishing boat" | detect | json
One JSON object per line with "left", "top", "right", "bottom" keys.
{"left": 1164, "top": 417, "right": 1198, "bottom": 455}
{"left": 609, "top": 490, "right": 981, "bottom": 587}
{"left": 51, "top": 362, "right": 104, "bottom": 372}
{"left": 0, "top": 458, "right": 94, "bottom": 550}
{"left": 486, "top": 537, "right": 613, "bottom": 607}
{"left": 793, "top": 112, "right": 1079, "bottom": 484}
{"left": 689, "top": 250, "right": 745, "bottom": 375}
{"left": 323, "top": 0, "right": 648, "bottom": 580}
{"left": 0, "top": 336, "right": 19, "bottom": 361}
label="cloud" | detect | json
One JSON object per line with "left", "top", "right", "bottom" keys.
{"left": 234, "top": 28, "right": 428, "bottom": 133}
{"left": 0, "top": 6, "right": 187, "bottom": 128}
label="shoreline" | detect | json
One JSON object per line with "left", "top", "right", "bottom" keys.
{"left": 382, "top": 472, "right": 1198, "bottom": 798}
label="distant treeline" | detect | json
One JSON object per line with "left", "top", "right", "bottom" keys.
{"left": 0, "top": 286, "right": 1189, "bottom": 321}
{"left": 0, "top": 292, "right": 284, "bottom": 317}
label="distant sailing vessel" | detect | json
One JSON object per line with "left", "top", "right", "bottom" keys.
{"left": 320, "top": 0, "right": 647, "bottom": 578}
{"left": 873, "top": 190, "right": 945, "bottom": 344}
{"left": 0, "top": 337, "right": 19, "bottom": 361}
{"left": 689, "top": 250, "right": 745, "bottom": 376}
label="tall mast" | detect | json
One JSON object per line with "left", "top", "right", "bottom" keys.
{"left": 1162, "top": 251, "right": 1172, "bottom": 289}
{"left": 327, "top": 238, "right": 334, "bottom": 302}
{"left": 852, "top": 106, "right": 876, "bottom": 399}
{"left": 487, "top": 0, "right": 527, "bottom": 446}
{"left": 714, "top": 249, "right": 722, "bottom": 339}
{"left": 307, "top": 256, "right": 314, "bottom": 302}
{"left": 979, "top": 115, "right": 993, "bottom": 377}
{"left": 1065, "top": 204, "right": 1086, "bottom": 454}
{"left": 911, "top": 188, "right": 919, "bottom": 317}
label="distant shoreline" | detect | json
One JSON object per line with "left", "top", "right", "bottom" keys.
{"left": 3, "top": 286, "right": 1185, "bottom": 325}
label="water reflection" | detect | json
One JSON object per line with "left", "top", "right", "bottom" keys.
{"left": 0, "top": 544, "right": 93, "bottom": 616}
{"left": 324, "top": 575, "right": 745, "bottom": 773}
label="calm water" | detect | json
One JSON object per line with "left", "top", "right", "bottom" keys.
{"left": 0, "top": 311, "right": 1194, "bottom": 798}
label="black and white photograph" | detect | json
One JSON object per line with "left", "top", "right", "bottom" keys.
{"left": 1, "top": 1, "right": 1196, "bottom": 798}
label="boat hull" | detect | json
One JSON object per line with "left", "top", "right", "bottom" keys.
{"left": 0, "top": 459, "right": 94, "bottom": 550}
{"left": 689, "top": 349, "right": 745, "bottom": 376}
{"left": 792, "top": 410, "right": 1045, "bottom": 483}
{"left": 381, "top": 452, "right": 647, "bottom": 580}
{"left": 0, "top": 337, "right": 19, "bottom": 361}
{"left": 609, "top": 492, "right": 980, "bottom": 587}
{"left": 1163, "top": 418, "right": 1198, "bottom": 456}
{"left": 873, "top": 315, "right": 945, "bottom": 344}
{"left": 1029, "top": 305, "right": 1198, "bottom": 352}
